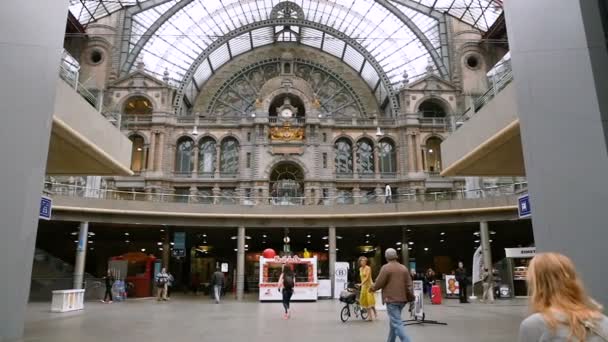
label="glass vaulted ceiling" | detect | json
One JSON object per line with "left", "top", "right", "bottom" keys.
{"left": 70, "top": 0, "right": 503, "bottom": 110}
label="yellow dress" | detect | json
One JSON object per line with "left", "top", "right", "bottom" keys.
{"left": 359, "top": 266, "right": 376, "bottom": 309}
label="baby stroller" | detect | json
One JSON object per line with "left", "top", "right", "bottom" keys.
{"left": 338, "top": 282, "right": 369, "bottom": 322}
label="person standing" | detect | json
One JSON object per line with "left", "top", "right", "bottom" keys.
{"left": 155, "top": 268, "right": 170, "bottom": 301}
{"left": 211, "top": 267, "right": 225, "bottom": 304}
{"left": 480, "top": 268, "right": 494, "bottom": 303}
{"left": 455, "top": 261, "right": 469, "bottom": 304}
{"left": 102, "top": 269, "right": 114, "bottom": 304}
{"left": 358, "top": 256, "right": 377, "bottom": 321}
{"left": 519, "top": 253, "right": 608, "bottom": 342}
{"left": 424, "top": 268, "right": 436, "bottom": 300}
{"left": 385, "top": 184, "right": 392, "bottom": 204}
{"left": 370, "top": 248, "right": 413, "bottom": 342}
{"left": 278, "top": 265, "right": 295, "bottom": 319}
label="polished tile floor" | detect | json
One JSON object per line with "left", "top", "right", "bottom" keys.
{"left": 24, "top": 295, "right": 528, "bottom": 342}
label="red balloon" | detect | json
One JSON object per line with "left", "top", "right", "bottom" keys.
{"left": 263, "top": 248, "right": 276, "bottom": 259}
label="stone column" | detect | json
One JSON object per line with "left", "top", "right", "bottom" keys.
{"left": 162, "top": 229, "right": 170, "bottom": 271}
{"left": 156, "top": 132, "right": 165, "bottom": 172}
{"left": 236, "top": 226, "right": 246, "bottom": 301}
{"left": 215, "top": 145, "right": 222, "bottom": 178}
{"left": 192, "top": 146, "right": 199, "bottom": 177}
{"left": 73, "top": 222, "right": 89, "bottom": 289}
{"left": 504, "top": 0, "right": 608, "bottom": 305}
{"left": 328, "top": 226, "right": 337, "bottom": 297}
{"left": 148, "top": 132, "right": 156, "bottom": 171}
{"left": 479, "top": 221, "right": 494, "bottom": 301}
{"left": 414, "top": 134, "right": 423, "bottom": 172}
{"left": 0, "top": 1, "right": 68, "bottom": 339}
{"left": 353, "top": 186, "right": 361, "bottom": 205}
{"left": 374, "top": 146, "right": 380, "bottom": 177}
{"left": 401, "top": 227, "right": 410, "bottom": 268}
{"left": 142, "top": 144, "right": 149, "bottom": 172}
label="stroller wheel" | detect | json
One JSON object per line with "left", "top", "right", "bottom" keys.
{"left": 340, "top": 306, "right": 350, "bottom": 322}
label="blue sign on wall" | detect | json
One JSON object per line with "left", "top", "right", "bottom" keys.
{"left": 39, "top": 196, "right": 52, "bottom": 220}
{"left": 518, "top": 194, "right": 531, "bottom": 218}
{"left": 173, "top": 232, "right": 186, "bottom": 257}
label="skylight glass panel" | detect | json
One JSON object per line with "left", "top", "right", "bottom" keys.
{"left": 229, "top": 33, "right": 253, "bottom": 57}
{"left": 300, "top": 28, "right": 323, "bottom": 49}
{"left": 343, "top": 46, "right": 365, "bottom": 72}
{"left": 251, "top": 27, "right": 274, "bottom": 48}
{"left": 209, "top": 44, "right": 231, "bottom": 71}
{"left": 323, "top": 37, "right": 345, "bottom": 58}
{"left": 361, "top": 62, "right": 380, "bottom": 88}
{"left": 193, "top": 59, "right": 213, "bottom": 88}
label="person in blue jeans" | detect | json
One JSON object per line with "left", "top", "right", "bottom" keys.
{"left": 370, "top": 248, "right": 413, "bottom": 342}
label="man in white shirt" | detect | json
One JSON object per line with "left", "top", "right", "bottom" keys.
{"left": 385, "top": 184, "right": 392, "bottom": 203}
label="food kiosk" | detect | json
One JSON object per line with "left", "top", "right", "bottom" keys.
{"left": 259, "top": 256, "right": 318, "bottom": 301}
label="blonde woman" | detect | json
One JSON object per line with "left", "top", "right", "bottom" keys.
{"left": 359, "top": 256, "right": 377, "bottom": 321}
{"left": 519, "top": 253, "right": 608, "bottom": 341}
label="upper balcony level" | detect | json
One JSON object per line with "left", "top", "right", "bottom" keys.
{"left": 440, "top": 60, "right": 525, "bottom": 177}
{"left": 48, "top": 50, "right": 132, "bottom": 176}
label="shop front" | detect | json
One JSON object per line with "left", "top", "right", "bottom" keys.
{"left": 259, "top": 256, "right": 318, "bottom": 301}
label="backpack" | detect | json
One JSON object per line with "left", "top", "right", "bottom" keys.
{"left": 283, "top": 274, "right": 294, "bottom": 290}
{"left": 156, "top": 275, "right": 168, "bottom": 287}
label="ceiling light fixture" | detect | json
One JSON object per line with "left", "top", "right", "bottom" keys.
{"left": 424, "top": 247, "right": 429, "bottom": 251}
{"left": 157, "top": 242, "right": 162, "bottom": 246}
{"left": 408, "top": 242, "right": 414, "bottom": 245}
{"left": 141, "top": 248, "right": 146, "bottom": 252}
{"left": 440, "top": 232, "right": 445, "bottom": 235}
{"left": 396, "top": 242, "right": 402, "bottom": 245}
{"left": 124, "top": 232, "right": 130, "bottom": 236}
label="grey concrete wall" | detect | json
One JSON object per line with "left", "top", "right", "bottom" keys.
{"left": 441, "top": 82, "right": 518, "bottom": 168}
{"left": 0, "top": 1, "right": 69, "bottom": 340}
{"left": 54, "top": 78, "right": 132, "bottom": 168}
{"left": 504, "top": 0, "right": 608, "bottom": 305}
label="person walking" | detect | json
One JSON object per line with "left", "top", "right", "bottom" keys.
{"left": 519, "top": 253, "right": 608, "bottom": 341}
{"left": 155, "top": 268, "right": 170, "bottom": 301}
{"left": 385, "top": 184, "right": 392, "bottom": 204}
{"left": 102, "top": 269, "right": 114, "bottom": 304}
{"left": 211, "top": 267, "right": 225, "bottom": 304}
{"left": 455, "top": 261, "right": 469, "bottom": 303}
{"left": 423, "top": 268, "right": 436, "bottom": 300}
{"left": 278, "top": 265, "right": 295, "bottom": 319}
{"left": 370, "top": 248, "right": 413, "bottom": 342}
{"left": 358, "top": 256, "right": 377, "bottom": 321}
{"left": 480, "top": 268, "right": 494, "bottom": 303}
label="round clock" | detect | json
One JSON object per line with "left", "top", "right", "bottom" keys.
{"left": 280, "top": 108, "right": 293, "bottom": 118}
{"left": 283, "top": 236, "right": 291, "bottom": 244}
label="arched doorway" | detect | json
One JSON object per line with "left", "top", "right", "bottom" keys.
{"left": 269, "top": 162, "right": 305, "bottom": 205}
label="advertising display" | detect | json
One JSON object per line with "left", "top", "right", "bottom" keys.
{"left": 412, "top": 280, "right": 424, "bottom": 319}
{"left": 334, "top": 262, "right": 349, "bottom": 299}
{"left": 445, "top": 275, "right": 460, "bottom": 298}
{"left": 259, "top": 256, "right": 318, "bottom": 301}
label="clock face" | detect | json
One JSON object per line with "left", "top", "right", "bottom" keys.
{"left": 280, "top": 108, "right": 293, "bottom": 118}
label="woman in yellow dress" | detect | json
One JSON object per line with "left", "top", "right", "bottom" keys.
{"left": 358, "top": 256, "right": 377, "bottom": 321}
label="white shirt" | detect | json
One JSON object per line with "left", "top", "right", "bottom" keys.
{"left": 385, "top": 185, "right": 392, "bottom": 197}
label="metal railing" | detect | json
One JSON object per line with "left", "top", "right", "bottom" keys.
{"left": 473, "top": 62, "right": 513, "bottom": 112}
{"left": 59, "top": 49, "right": 99, "bottom": 110}
{"left": 44, "top": 181, "right": 527, "bottom": 206}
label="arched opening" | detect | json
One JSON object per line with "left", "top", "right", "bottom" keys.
{"left": 425, "top": 137, "right": 443, "bottom": 173}
{"left": 269, "top": 162, "right": 305, "bottom": 205}
{"left": 269, "top": 93, "right": 305, "bottom": 117}
{"left": 220, "top": 138, "right": 239, "bottom": 176}
{"left": 129, "top": 135, "right": 145, "bottom": 173}
{"left": 175, "top": 137, "right": 194, "bottom": 175}
{"left": 378, "top": 138, "right": 397, "bottom": 175}
{"left": 123, "top": 96, "right": 153, "bottom": 115}
{"left": 334, "top": 138, "right": 353, "bottom": 176}
{"left": 356, "top": 138, "right": 375, "bottom": 177}
{"left": 418, "top": 99, "right": 447, "bottom": 118}
{"left": 198, "top": 137, "right": 217, "bottom": 176}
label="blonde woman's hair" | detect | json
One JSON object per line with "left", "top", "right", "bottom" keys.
{"left": 527, "top": 253, "right": 602, "bottom": 341}
{"left": 358, "top": 256, "right": 369, "bottom": 266}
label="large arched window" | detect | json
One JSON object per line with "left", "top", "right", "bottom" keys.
{"left": 356, "top": 138, "right": 375, "bottom": 177}
{"left": 220, "top": 138, "right": 239, "bottom": 176}
{"left": 175, "top": 137, "right": 194, "bottom": 175}
{"left": 418, "top": 99, "right": 447, "bottom": 118}
{"left": 123, "top": 96, "right": 153, "bottom": 115}
{"left": 425, "top": 137, "right": 443, "bottom": 173}
{"left": 379, "top": 138, "right": 397, "bottom": 175}
{"left": 129, "top": 134, "right": 145, "bottom": 172}
{"left": 198, "top": 138, "right": 216, "bottom": 176}
{"left": 335, "top": 138, "right": 353, "bottom": 175}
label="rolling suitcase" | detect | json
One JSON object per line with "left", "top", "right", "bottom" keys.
{"left": 431, "top": 285, "right": 442, "bottom": 305}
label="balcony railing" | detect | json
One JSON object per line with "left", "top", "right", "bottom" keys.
{"left": 59, "top": 49, "right": 99, "bottom": 110}
{"left": 45, "top": 181, "right": 527, "bottom": 206}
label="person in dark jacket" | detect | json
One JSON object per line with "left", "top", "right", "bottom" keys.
{"left": 102, "top": 269, "right": 114, "bottom": 303}
{"left": 210, "top": 267, "right": 225, "bottom": 304}
{"left": 455, "top": 261, "right": 469, "bottom": 303}
{"left": 423, "top": 268, "right": 436, "bottom": 300}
